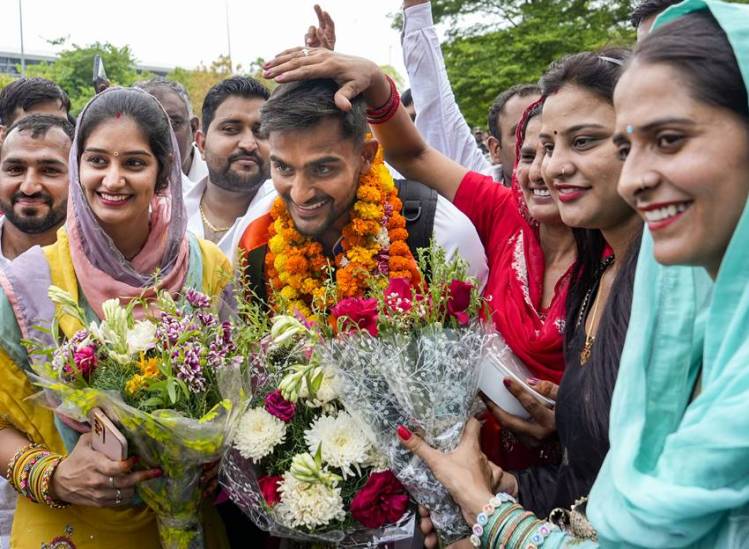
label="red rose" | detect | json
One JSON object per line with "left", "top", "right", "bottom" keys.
{"left": 350, "top": 470, "right": 409, "bottom": 528}
{"left": 447, "top": 280, "right": 473, "bottom": 326}
{"left": 264, "top": 389, "right": 296, "bottom": 422}
{"left": 384, "top": 278, "right": 413, "bottom": 314}
{"left": 258, "top": 475, "right": 283, "bottom": 507}
{"left": 331, "top": 297, "right": 379, "bottom": 336}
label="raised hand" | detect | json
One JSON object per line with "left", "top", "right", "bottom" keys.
{"left": 304, "top": 5, "right": 336, "bottom": 51}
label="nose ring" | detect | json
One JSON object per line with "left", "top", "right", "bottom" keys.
{"left": 120, "top": 177, "right": 126, "bottom": 185}
{"left": 561, "top": 167, "right": 566, "bottom": 178}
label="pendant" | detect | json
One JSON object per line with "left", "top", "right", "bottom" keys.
{"left": 579, "top": 337, "right": 593, "bottom": 365}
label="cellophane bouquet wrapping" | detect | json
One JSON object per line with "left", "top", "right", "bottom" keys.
{"left": 319, "top": 245, "right": 497, "bottom": 545}
{"left": 29, "top": 286, "right": 250, "bottom": 549}
{"left": 221, "top": 277, "right": 413, "bottom": 547}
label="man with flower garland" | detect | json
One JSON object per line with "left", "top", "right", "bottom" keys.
{"left": 232, "top": 78, "right": 487, "bottom": 317}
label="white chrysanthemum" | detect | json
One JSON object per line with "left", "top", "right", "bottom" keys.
{"left": 304, "top": 412, "right": 372, "bottom": 477}
{"left": 298, "top": 366, "right": 340, "bottom": 408}
{"left": 276, "top": 472, "right": 345, "bottom": 529}
{"left": 234, "top": 407, "right": 287, "bottom": 461}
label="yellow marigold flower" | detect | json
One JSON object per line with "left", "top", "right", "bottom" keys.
{"left": 138, "top": 355, "right": 160, "bottom": 378}
{"left": 278, "top": 271, "right": 290, "bottom": 284}
{"left": 353, "top": 202, "right": 383, "bottom": 221}
{"left": 357, "top": 185, "right": 382, "bottom": 203}
{"left": 126, "top": 374, "right": 147, "bottom": 396}
{"left": 274, "top": 254, "right": 287, "bottom": 272}
{"left": 280, "top": 285, "right": 299, "bottom": 300}
{"left": 269, "top": 234, "right": 285, "bottom": 254}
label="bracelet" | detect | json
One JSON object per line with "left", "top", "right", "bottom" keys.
{"left": 498, "top": 510, "right": 533, "bottom": 547}
{"left": 485, "top": 503, "right": 523, "bottom": 548}
{"left": 522, "top": 521, "right": 555, "bottom": 548}
{"left": 366, "top": 75, "right": 400, "bottom": 125}
{"left": 40, "top": 456, "right": 68, "bottom": 509}
{"left": 6, "top": 442, "right": 42, "bottom": 483}
{"left": 509, "top": 515, "right": 539, "bottom": 547}
{"left": 470, "top": 493, "right": 516, "bottom": 547}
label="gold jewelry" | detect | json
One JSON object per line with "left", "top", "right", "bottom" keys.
{"left": 199, "top": 199, "right": 232, "bottom": 233}
{"left": 113, "top": 151, "right": 119, "bottom": 157}
{"left": 579, "top": 255, "right": 615, "bottom": 365}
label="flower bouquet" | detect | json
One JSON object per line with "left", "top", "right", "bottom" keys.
{"left": 221, "top": 310, "right": 414, "bottom": 547}
{"left": 28, "top": 287, "right": 249, "bottom": 549}
{"left": 319, "top": 245, "right": 496, "bottom": 545}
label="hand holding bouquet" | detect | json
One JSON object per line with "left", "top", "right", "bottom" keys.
{"left": 30, "top": 287, "right": 249, "bottom": 549}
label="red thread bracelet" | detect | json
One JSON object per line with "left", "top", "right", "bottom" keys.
{"left": 367, "top": 76, "right": 400, "bottom": 125}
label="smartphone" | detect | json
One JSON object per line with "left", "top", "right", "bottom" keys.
{"left": 90, "top": 407, "right": 128, "bottom": 461}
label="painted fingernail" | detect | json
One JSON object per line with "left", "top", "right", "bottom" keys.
{"left": 527, "top": 378, "right": 539, "bottom": 386}
{"left": 396, "top": 425, "right": 412, "bottom": 441}
{"left": 151, "top": 469, "right": 163, "bottom": 478}
{"left": 503, "top": 379, "right": 512, "bottom": 389}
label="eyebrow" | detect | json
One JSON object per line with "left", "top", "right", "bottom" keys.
{"left": 2, "top": 157, "right": 66, "bottom": 167}
{"left": 270, "top": 155, "right": 342, "bottom": 168}
{"left": 83, "top": 147, "right": 152, "bottom": 156}
{"left": 612, "top": 117, "right": 697, "bottom": 144}
{"left": 539, "top": 123, "right": 608, "bottom": 139}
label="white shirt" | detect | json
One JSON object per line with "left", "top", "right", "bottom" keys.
{"left": 183, "top": 144, "right": 209, "bottom": 195}
{"left": 230, "top": 187, "right": 489, "bottom": 289}
{"left": 402, "top": 3, "right": 498, "bottom": 180}
{"left": 185, "top": 178, "right": 277, "bottom": 259}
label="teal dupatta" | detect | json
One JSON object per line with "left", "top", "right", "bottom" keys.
{"left": 584, "top": 1, "right": 749, "bottom": 547}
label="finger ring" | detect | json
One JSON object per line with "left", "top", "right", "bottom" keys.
{"left": 115, "top": 488, "right": 122, "bottom": 505}
{"left": 109, "top": 476, "right": 115, "bottom": 488}
{"left": 302, "top": 48, "right": 310, "bottom": 57}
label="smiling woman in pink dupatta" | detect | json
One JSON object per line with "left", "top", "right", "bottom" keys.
{"left": 0, "top": 88, "right": 231, "bottom": 548}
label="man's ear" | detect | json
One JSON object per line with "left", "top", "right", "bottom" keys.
{"left": 487, "top": 135, "right": 501, "bottom": 165}
{"left": 195, "top": 129, "right": 206, "bottom": 159}
{"left": 190, "top": 116, "right": 200, "bottom": 139}
{"left": 359, "top": 138, "right": 379, "bottom": 174}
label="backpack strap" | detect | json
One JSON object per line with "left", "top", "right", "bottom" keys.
{"left": 395, "top": 179, "right": 439, "bottom": 256}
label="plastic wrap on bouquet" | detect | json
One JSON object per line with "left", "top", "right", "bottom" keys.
{"left": 221, "top": 446, "right": 414, "bottom": 547}
{"left": 32, "top": 362, "right": 249, "bottom": 549}
{"left": 321, "top": 323, "right": 495, "bottom": 545}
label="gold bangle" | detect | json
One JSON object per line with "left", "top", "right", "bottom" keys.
{"left": 39, "top": 456, "right": 68, "bottom": 509}
{"left": 6, "top": 442, "right": 41, "bottom": 483}
{"left": 489, "top": 504, "right": 522, "bottom": 548}
{"left": 499, "top": 510, "right": 533, "bottom": 547}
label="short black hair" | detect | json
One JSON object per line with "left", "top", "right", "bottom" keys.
{"left": 540, "top": 48, "right": 630, "bottom": 104}
{"left": 630, "top": 0, "right": 682, "bottom": 28}
{"left": 201, "top": 76, "right": 270, "bottom": 132}
{"left": 261, "top": 78, "right": 368, "bottom": 145}
{"left": 402, "top": 88, "right": 413, "bottom": 107}
{"left": 0, "top": 77, "right": 71, "bottom": 127}
{"left": 487, "top": 84, "right": 540, "bottom": 142}
{"left": 135, "top": 77, "right": 193, "bottom": 116}
{"left": 5, "top": 113, "right": 75, "bottom": 142}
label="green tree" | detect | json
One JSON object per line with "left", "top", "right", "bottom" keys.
{"left": 0, "top": 74, "right": 18, "bottom": 91}
{"left": 402, "top": 0, "right": 749, "bottom": 127}
{"left": 26, "top": 42, "right": 147, "bottom": 115}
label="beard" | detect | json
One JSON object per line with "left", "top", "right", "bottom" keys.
{"left": 0, "top": 192, "right": 67, "bottom": 234}
{"left": 282, "top": 179, "right": 359, "bottom": 241}
{"left": 206, "top": 150, "right": 269, "bottom": 195}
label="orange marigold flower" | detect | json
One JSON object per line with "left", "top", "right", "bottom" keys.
{"left": 389, "top": 228, "right": 409, "bottom": 242}
{"left": 389, "top": 241, "right": 411, "bottom": 257}
{"left": 388, "top": 215, "right": 406, "bottom": 230}
{"left": 390, "top": 256, "right": 415, "bottom": 271}
{"left": 285, "top": 255, "right": 309, "bottom": 274}
{"left": 357, "top": 185, "right": 382, "bottom": 203}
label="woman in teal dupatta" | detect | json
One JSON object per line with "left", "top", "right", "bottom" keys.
{"left": 396, "top": 1, "right": 749, "bottom": 547}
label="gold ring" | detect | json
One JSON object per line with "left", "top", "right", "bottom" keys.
{"left": 302, "top": 48, "right": 310, "bottom": 57}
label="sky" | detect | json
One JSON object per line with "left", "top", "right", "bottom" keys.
{"left": 2, "top": 0, "right": 412, "bottom": 84}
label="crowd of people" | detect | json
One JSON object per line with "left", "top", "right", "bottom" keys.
{"left": 0, "top": 0, "right": 746, "bottom": 547}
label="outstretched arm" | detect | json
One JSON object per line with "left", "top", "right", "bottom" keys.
{"left": 263, "top": 48, "right": 469, "bottom": 201}
{"left": 401, "top": 0, "right": 493, "bottom": 175}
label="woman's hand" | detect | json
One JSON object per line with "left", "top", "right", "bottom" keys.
{"left": 481, "top": 379, "right": 558, "bottom": 444}
{"left": 304, "top": 5, "right": 336, "bottom": 50}
{"left": 397, "top": 418, "right": 496, "bottom": 524}
{"left": 263, "top": 48, "right": 389, "bottom": 112}
{"left": 51, "top": 432, "right": 161, "bottom": 507}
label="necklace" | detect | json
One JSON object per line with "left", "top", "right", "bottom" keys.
{"left": 578, "top": 255, "right": 615, "bottom": 365}
{"left": 199, "top": 199, "right": 233, "bottom": 233}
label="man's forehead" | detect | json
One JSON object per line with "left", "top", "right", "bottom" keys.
{"left": 213, "top": 96, "right": 265, "bottom": 123}
{"left": 1, "top": 129, "right": 70, "bottom": 161}
{"left": 13, "top": 100, "right": 67, "bottom": 120}
{"left": 270, "top": 122, "right": 355, "bottom": 162}
{"left": 150, "top": 88, "right": 188, "bottom": 116}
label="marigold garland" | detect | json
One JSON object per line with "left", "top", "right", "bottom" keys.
{"left": 266, "top": 145, "right": 421, "bottom": 320}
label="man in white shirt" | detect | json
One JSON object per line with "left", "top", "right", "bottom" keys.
{"left": 135, "top": 78, "right": 207, "bottom": 194}
{"left": 233, "top": 78, "right": 487, "bottom": 290}
{"left": 185, "top": 77, "right": 275, "bottom": 257}
{"left": 401, "top": 0, "right": 539, "bottom": 186}
{"left": 0, "top": 115, "right": 73, "bottom": 266}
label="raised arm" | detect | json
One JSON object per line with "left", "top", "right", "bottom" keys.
{"left": 402, "top": 0, "right": 493, "bottom": 175}
{"left": 263, "top": 48, "right": 469, "bottom": 201}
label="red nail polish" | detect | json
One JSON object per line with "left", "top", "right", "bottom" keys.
{"left": 527, "top": 378, "right": 539, "bottom": 386}
{"left": 396, "top": 425, "right": 412, "bottom": 441}
{"left": 503, "top": 379, "right": 512, "bottom": 389}
{"left": 152, "top": 469, "right": 163, "bottom": 478}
